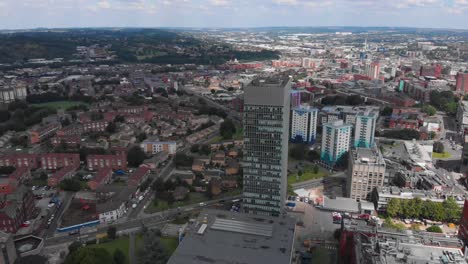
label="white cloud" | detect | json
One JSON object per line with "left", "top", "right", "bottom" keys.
{"left": 210, "top": 0, "right": 229, "bottom": 6}
{"left": 97, "top": 1, "right": 111, "bottom": 9}
{"left": 274, "top": 0, "right": 298, "bottom": 5}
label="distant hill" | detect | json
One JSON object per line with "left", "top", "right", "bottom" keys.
{"left": 0, "top": 28, "right": 190, "bottom": 63}
{"left": 0, "top": 28, "right": 278, "bottom": 65}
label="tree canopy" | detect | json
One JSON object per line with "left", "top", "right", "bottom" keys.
{"left": 386, "top": 197, "right": 461, "bottom": 222}
{"left": 220, "top": 119, "right": 236, "bottom": 139}
{"left": 138, "top": 229, "right": 170, "bottom": 264}
{"left": 127, "top": 146, "right": 146, "bottom": 167}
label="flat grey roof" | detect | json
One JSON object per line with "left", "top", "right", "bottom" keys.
{"left": 167, "top": 209, "right": 296, "bottom": 264}
{"left": 322, "top": 196, "right": 359, "bottom": 213}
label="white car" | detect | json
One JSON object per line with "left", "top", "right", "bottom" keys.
{"left": 132, "top": 203, "right": 137, "bottom": 209}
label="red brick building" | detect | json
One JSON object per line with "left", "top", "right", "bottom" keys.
{"left": 456, "top": 73, "right": 468, "bottom": 94}
{"left": 88, "top": 168, "right": 112, "bottom": 190}
{"left": 39, "top": 153, "right": 80, "bottom": 170}
{"left": 0, "top": 168, "right": 30, "bottom": 195}
{"left": 128, "top": 166, "right": 151, "bottom": 187}
{"left": 0, "top": 187, "right": 35, "bottom": 233}
{"left": 87, "top": 154, "right": 127, "bottom": 171}
{"left": 51, "top": 135, "right": 81, "bottom": 148}
{"left": 0, "top": 154, "right": 38, "bottom": 169}
{"left": 47, "top": 166, "right": 77, "bottom": 187}
{"left": 82, "top": 120, "right": 109, "bottom": 133}
{"left": 389, "top": 118, "right": 419, "bottom": 129}
{"left": 29, "top": 122, "right": 61, "bottom": 144}
{"left": 56, "top": 124, "right": 83, "bottom": 137}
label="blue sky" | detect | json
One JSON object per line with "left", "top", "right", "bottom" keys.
{"left": 1, "top": 0, "right": 468, "bottom": 29}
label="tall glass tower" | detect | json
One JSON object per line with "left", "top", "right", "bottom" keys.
{"left": 242, "top": 77, "right": 291, "bottom": 217}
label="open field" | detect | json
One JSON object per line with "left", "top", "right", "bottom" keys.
{"left": 32, "top": 101, "right": 89, "bottom": 110}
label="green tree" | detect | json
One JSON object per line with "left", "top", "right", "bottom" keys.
{"left": 220, "top": 119, "right": 236, "bottom": 139}
{"left": 426, "top": 225, "right": 443, "bottom": 233}
{"left": 445, "top": 102, "right": 458, "bottom": 115}
{"left": 65, "top": 247, "right": 112, "bottom": 264}
{"left": 432, "top": 202, "right": 445, "bottom": 222}
{"left": 190, "top": 144, "right": 200, "bottom": 153}
{"left": 60, "top": 178, "right": 81, "bottom": 192}
{"left": 199, "top": 144, "right": 211, "bottom": 155}
{"left": 312, "top": 165, "right": 319, "bottom": 174}
{"left": 386, "top": 198, "right": 401, "bottom": 217}
{"left": 380, "top": 106, "right": 393, "bottom": 116}
{"left": 106, "top": 122, "right": 117, "bottom": 133}
{"left": 290, "top": 144, "right": 306, "bottom": 160}
{"left": 113, "top": 248, "right": 126, "bottom": 264}
{"left": 68, "top": 241, "right": 82, "bottom": 254}
{"left": 443, "top": 197, "right": 461, "bottom": 222}
{"left": 137, "top": 132, "right": 147, "bottom": 142}
{"left": 307, "top": 150, "right": 320, "bottom": 161}
{"left": 127, "top": 146, "right": 146, "bottom": 167}
{"left": 107, "top": 226, "right": 117, "bottom": 240}
{"left": 174, "top": 153, "right": 193, "bottom": 168}
{"left": 138, "top": 229, "right": 169, "bottom": 264}
{"left": 433, "top": 141, "right": 444, "bottom": 153}
{"left": 422, "top": 105, "right": 437, "bottom": 116}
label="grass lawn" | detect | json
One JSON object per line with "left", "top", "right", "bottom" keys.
{"left": 160, "top": 237, "right": 178, "bottom": 255}
{"left": 208, "top": 136, "right": 223, "bottom": 144}
{"left": 89, "top": 237, "right": 130, "bottom": 264}
{"left": 432, "top": 152, "right": 452, "bottom": 159}
{"left": 32, "top": 101, "right": 88, "bottom": 110}
{"left": 287, "top": 167, "right": 328, "bottom": 185}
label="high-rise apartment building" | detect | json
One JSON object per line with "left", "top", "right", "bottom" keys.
{"left": 348, "top": 147, "right": 386, "bottom": 201}
{"left": 321, "top": 120, "right": 352, "bottom": 165}
{"left": 456, "top": 73, "right": 468, "bottom": 94}
{"left": 290, "top": 105, "right": 318, "bottom": 143}
{"left": 242, "top": 77, "right": 291, "bottom": 216}
{"left": 354, "top": 112, "right": 377, "bottom": 148}
{"left": 364, "top": 61, "right": 380, "bottom": 80}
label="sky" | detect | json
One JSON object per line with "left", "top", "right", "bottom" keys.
{"left": 1, "top": 0, "right": 468, "bottom": 30}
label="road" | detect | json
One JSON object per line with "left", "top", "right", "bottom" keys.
{"left": 45, "top": 195, "right": 241, "bottom": 247}
{"left": 43, "top": 192, "right": 74, "bottom": 239}
{"left": 126, "top": 160, "right": 176, "bottom": 219}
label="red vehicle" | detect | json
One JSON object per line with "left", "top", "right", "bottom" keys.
{"left": 20, "top": 221, "right": 31, "bottom": 228}
{"left": 358, "top": 214, "right": 370, "bottom": 220}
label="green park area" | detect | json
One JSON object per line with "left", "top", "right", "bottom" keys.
{"left": 287, "top": 165, "right": 328, "bottom": 185}
{"left": 31, "top": 100, "right": 89, "bottom": 110}
{"left": 432, "top": 152, "right": 451, "bottom": 159}
{"left": 89, "top": 237, "right": 131, "bottom": 264}
{"left": 87, "top": 235, "right": 179, "bottom": 264}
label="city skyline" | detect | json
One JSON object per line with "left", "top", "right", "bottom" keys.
{"left": 1, "top": 0, "right": 468, "bottom": 30}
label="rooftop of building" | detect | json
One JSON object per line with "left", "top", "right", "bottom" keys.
{"left": 167, "top": 209, "right": 296, "bottom": 264}
{"left": 354, "top": 231, "right": 466, "bottom": 264}
{"left": 322, "top": 196, "right": 360, "bottom": 213}
{"left": 351, "top": 147, "right": 385, "bottom": 165}
{"left": 323, "top": 119, "right": 352, "bottom": 128}
{"left": 14, "top": 235, "right": 43, "bottom": 255}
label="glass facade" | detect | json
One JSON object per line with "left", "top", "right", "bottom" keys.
{"left": 243, "top": 105, "right": 286, "bottom": 216}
